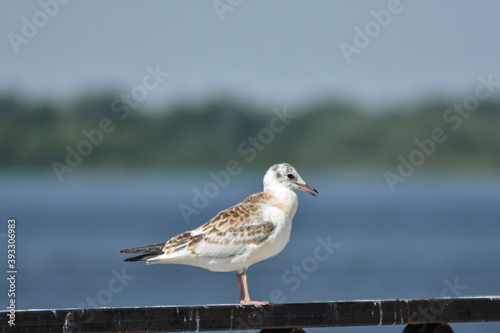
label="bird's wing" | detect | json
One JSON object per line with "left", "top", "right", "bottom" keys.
{"left": 120, "top": 241, "right": 168, "bottom": 262}
{"left": 164, "top": 192, "right": 276, "bottom": 258}
{"left": 120, "top": 241, "right": 167, "bottom": 254}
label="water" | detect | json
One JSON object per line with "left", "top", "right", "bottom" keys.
{"left": 1, "top": 171, "right": 499, "bottom": 333}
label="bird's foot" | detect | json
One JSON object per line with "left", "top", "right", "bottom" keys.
{"left": 239, "top": 298, "right": 269, "bottom": 305}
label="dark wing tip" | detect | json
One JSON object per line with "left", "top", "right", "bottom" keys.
{"left": 120, "top": 241, "right": 167, "bottom": 254}
{"left": 123, "top": 253, "right": 157, "bottom": 262}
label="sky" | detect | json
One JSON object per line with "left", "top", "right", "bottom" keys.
{"left": 2, "top": 1, "right": 500, "bottom": 109}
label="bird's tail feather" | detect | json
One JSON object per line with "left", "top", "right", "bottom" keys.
{"left": 120, "top": 241, "right": 167, "bottom": 254}
{"left": 120, "top": 241, "right": 167, "bottom": 262}
{"left": 124, "top": 253, "right": 160, "bottom": 262}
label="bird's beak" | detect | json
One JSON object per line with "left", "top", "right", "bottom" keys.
{"left": 297, "top": 183, "right": 318, "bottom": 197}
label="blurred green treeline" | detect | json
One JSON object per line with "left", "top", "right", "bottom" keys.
{"left": 1, "top": 93, "right": 499, "bottom": 172}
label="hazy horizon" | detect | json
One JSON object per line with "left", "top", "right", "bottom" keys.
{"left": 3, "top": 1, "right": 500, "bottom": 109}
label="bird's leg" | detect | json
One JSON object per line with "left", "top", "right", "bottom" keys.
{"left": 237, "top": 272, "right": 244, "bottom": 303}
{"left": 238, "top": 270, "right": 269, "bottom": 305}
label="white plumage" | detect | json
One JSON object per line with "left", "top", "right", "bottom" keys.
{"left": 121, "top": 163, "right": 317, "bottom": 304}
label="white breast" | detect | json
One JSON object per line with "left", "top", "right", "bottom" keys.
{"left": 234, "top": 189, "right": 299, "bottom": 269}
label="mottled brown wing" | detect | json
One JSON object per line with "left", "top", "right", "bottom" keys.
{"left": 169, "top": 192, "right": 276, "bottom": 258}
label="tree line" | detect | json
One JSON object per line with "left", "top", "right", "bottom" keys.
{"left": 1, "top": 93, "right": 499, "bottom": 173}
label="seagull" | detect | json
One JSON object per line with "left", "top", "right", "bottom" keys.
{"left": 120, "top": 163, "right": 318, "bottom": 305}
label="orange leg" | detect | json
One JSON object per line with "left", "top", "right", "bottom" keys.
{"left": 236, "top": 270, "right": 269, "bottom": 305}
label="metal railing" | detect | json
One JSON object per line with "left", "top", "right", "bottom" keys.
{"left": 1, "top": 296, "right": 499, "bottom": 333}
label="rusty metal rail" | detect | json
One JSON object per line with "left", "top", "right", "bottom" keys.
{"left": 1, "top": 296, "right": 499, "bottom": 333}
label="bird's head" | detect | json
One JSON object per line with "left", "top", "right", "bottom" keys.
{"left": 263, "top": 163, "right": 318, "bottom": 196}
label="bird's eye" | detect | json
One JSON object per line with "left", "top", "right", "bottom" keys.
{"left": 286, "top": 173, "right": 295, "bottom": 180}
